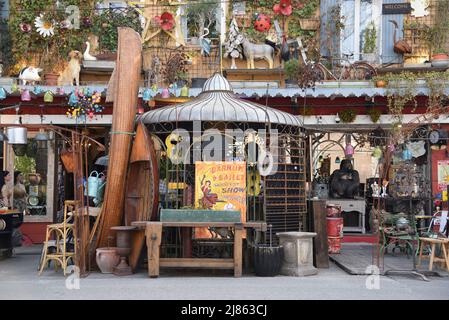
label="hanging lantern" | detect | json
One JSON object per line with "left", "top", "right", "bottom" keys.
{"left": 142, "top": 88, "right": 152, "bottom": 102}
{"left": 345, "top": 143, "right": 354, "bottom": 157}
{"left": 6, "top": 126, "right": 27, "bottom": 144}
{"left": 44, "top": 91, "right": 54, "bottom": 103}
{"left": 402, "top": 147, "right": 412, "bottom": 161}
{"left": 11, "top": 83, "right": 18, "bottom": 93}
{"left": 137, "top": 106, "right": 145, "bottom": 114}
{"left": 0, "top": 87, "right": 6, "bottom": 100}
{"left": 69, "top": 91, "right": 79, "bottom": 105}
{"left": 148, "top": 99, "right": 156, "bottom": 108}
{"left": 335, "top": 156, "right": 341, "bottom": 164}
{"left": 33, "top": 87, "right": 43, "bottom": 95}
{"left": 161, "top": 88, "right": 170, "bottom": 99}
{"left": 180, "top": 85, "right": 189, "bottom": 97}
{"left": 34, "top": 129, "right": 48, "bottom": 142}
{"left": 21, "top": 89, "right": 31, "bottom": 101}
{"left": 0, "top": 129, "right": 8, "bottom": 142}
{"left": 12, "top": 144, "right": 27, "bottom": 157}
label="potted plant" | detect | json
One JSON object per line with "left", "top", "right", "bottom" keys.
{"left": 339, "top": 109, "right": 357, "bottom": 123}
{"left": 373, "top": 75, "right": 387, "bottom": 88}
{"left": 362, "top": 21, "right": 377, "bottom": 63}
{"left": 253, "top": 225, "right": 283, "bottom": 277}
{"left": 283, "top": 59, "right": 300, "bottom": 87}
{"left": 431, "top": 49, "right": 449, "bottom": 68}
{"left": 422, "top": 0, "right": 449, "bottom": 67}
{"left": 367, "top": 107, "right": 382, "bottom": 123}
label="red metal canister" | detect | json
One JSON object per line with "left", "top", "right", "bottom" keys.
{"left": 326, "top": 204, "right": 341, "bottom": 217}
{"left": 328, "top": 236, "right": 342, "bottom": 254}
{"left": 327, "top": 217, "right": 344, "bottom": 238}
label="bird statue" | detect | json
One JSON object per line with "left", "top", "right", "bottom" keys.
{"left": 83, "top": 41, "right": 117, "bottom": 61}
{"left": 389, "top": 20, "right": 412, "bottom": 54}
{"left": 200, "top": 28, "right": 211, "bottom": 57}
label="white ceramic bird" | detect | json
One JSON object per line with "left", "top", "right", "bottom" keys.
{"left": 83, "top": 41, "right": 97, "bottom": 61}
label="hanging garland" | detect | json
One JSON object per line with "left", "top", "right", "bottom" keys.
{"left": 66, "top": 89, "right": 104, "bottom": 121}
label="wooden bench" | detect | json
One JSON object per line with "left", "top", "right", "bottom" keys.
{"left": 131, "top": 220, "right": 267, "bottom": 278}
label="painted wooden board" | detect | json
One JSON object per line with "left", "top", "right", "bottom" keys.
{"left": 160, "top": 209, "right": 241, "bottom": 222}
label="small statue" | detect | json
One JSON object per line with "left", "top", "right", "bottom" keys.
{"left": 241, "top": 36, "right": 275, "bottom": 69}
{"left": 371, "top": 181, "right": 380, "bottom": 197}
{"left": 329, "top": 159, "right": 360, "bottom": 199}
{"left": 381, "top": 179, "right": 389, "bottom": 197}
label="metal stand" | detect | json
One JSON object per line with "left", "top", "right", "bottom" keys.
{"left": 383, "top": 198, "right": 439, "bottom": 281}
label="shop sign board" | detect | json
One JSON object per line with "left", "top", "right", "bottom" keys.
{"left": 382, "top": 3, "right": 412, "bottom": 14}
{"left": 437, "top": 160, "right": 449, "bottom": 191}
{"left": 194, "top": 161, "right": 246, "bottom": 238}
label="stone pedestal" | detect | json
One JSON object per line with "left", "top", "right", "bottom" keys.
{"left": 277, "top": 232, "right": 318, "bottom": 276}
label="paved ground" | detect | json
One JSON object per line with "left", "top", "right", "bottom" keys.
{"left": 0, "top": 245, "right": 448, "bottom": 300}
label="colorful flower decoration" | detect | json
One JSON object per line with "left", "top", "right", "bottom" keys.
{"left": 66, "top": 90, "right": 104, "bottom": 121}
{"left": 273, "top": 0, "right": 293, "bottom": 16}
{"left": 254, "top": 14, "right": 271, "bottom": 32}
{"left": 20, "top": 23, "right": 32, "bottom": 33}
{"left": 34, "top": 14, "right": 55, "bottom": 37}
{"left": 154, "top": 12, "right": 175, "bottom": 31}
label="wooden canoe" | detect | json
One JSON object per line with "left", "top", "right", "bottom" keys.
{"left": 126, "top": 121, "right": 159, "bottom": 271}
{"left": 125, "top": 121, "right": 159, "bottom": 224}
{"left": 95, "top": 28, "right": 142, "bottom": 249}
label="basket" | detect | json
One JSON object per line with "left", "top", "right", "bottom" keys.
{"left": 60, "top": 149, "right": 75, "bottom": 173}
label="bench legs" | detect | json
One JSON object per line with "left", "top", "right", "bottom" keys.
{"left": 146, "top": 222, "right": 162, "bottom": 278}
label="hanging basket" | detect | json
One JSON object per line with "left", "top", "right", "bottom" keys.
{"left": 60, "top": 149, "right": 75, "bottom": 173}
{"left": 299, "top": 18, "right": 320, "bottom": 31}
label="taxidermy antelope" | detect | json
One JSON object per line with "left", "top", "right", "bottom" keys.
{"left": 241, "top": 36, "right": 275, "bottom": 69}
{"left": 389, "top": 20, "right": 412, "bottom": 54}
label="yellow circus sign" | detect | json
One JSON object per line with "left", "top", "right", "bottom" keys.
{"left": 195, "top": 161, "right": 247, "bottom": 221}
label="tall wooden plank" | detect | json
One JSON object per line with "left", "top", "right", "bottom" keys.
{"left": 95, "top": 28, "right": 142, "bottom": 249}
{"left": 233, "top": 223, "right": 243, "bottom": 277}
{"left": 146, "top": 222, "right": 162, "bottom": 278}
{"left": 312, "top": 200, "right": 329, "bottom": 268}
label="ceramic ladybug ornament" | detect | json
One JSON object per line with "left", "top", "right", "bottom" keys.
{"left": 254, "top": 14, "right": 271, "bottom": 32}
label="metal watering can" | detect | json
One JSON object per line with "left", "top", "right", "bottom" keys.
{"left": 85, "top": 171, "right": 105, "bottom": 198}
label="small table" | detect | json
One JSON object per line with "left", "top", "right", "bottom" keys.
{"left": 418, "top": 237, "right": 449, "bottom": 272}
{"left": 131, "top": 221, "right": 267, "bottom": 278}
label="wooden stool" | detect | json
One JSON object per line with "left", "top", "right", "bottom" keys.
{"left": 418, "top": 237, "right": 449, "bottom": 272}
{"left": 38, "top": 200, "right": 79, "bottom": 275}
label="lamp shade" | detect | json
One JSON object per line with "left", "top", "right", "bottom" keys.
{"left": 69, "top": 92, "right": 79, "bottom": 105}
{"left": 21, "top": 89, "right": 31, "bottom": 101}
{"left": 6, "top": 126, "right": 27, "bottom": 144}
{"left": 372, "top": 146, "right": 382, "bottom": 159}
{"left": 34, "top": 129, "right": 48, "bottom": 141}
{"left": 44, "top": 91, "right": 54, "bottom": 103}
{"left": 0, "top": 87, "right": 6, "bottom": 100}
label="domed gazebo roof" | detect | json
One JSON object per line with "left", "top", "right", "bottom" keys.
{"left": 140, "top": 73, "right": 301, "bottom": 127}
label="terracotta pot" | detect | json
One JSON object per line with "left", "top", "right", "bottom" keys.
{"left": 375, "top": 80, "right": 387, "bottom": 88}
{"left": 44, "top": 73, "right": 59, "bottom": 86}
{"left": 96, "top": 247, "right": 120, "bottom": 273}
{"left": 432, "top": 53, "right": 449, "bottom": 60}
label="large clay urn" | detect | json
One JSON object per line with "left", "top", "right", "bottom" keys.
{"left": 96, "top": 247, "right": 120, "bottom": 274}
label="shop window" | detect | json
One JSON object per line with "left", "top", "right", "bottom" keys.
{"left": 7, "top": 133, "right": 55, "bottom": 223}
{"left": 340, "top": 0, "right": 381, "bottom": 61}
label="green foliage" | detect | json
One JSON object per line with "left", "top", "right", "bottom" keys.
{"left": 339, "top": 109, "right": 357, "bottom": 123}
{"left": 91, "top": 9, "right": 142, "bottom": 52}
{"left": 283, "top": 59, "right": 300, "bottom": 81}
{"left": 367, "top": 108, "right": 382, "bottom": 123}
{"left": 418, "top": 0, "right": 449, "bottom": 55}
{"left": 363, "top": 21, "right": 376, "bottom": 54}
{"left": 14, "top": 155, "right": 36, "bottom": 176}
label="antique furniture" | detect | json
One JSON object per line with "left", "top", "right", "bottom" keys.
{"left": 277, "top": 231, "right": 318, "bottom": 276}
{"left": 325, "top": 199, "right": 365, "bottom": 233}
{"left": 307, "top": 199, "right": 329, "bottom": 268}
{"left": 39, "top": 200, "right": 79, "bottom": 275}
{"left": 418, "top": 237, "right": 449, "bottom": 272}
{"left": 131, "top": 219, "right": 267, "bottom": 277}
{"left": 111, "top": 226, "right": 136, "bottom": 276}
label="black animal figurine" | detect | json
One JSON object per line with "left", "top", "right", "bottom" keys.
{"left": 329, "top": 159, "right": 360, "bottom": 198}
